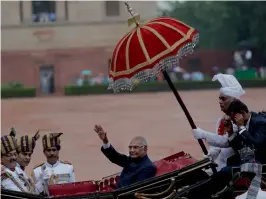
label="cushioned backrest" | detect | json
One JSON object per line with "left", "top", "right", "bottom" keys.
{"left": 154, "top": 160, "right": 179, "bottom": 176}
{"left": 48, "top": 181, "right": 98, "bottom": 197}
{"left": 98, "top": 175, "right": 120, "bottom": 192}
{"left": 98, "top": 180, "right": 116, "bottom": 192}
{"left": 170, "top": 157, "right": 197, "bottom": 168}
{"left": 234, "top": 178, "right": 250, "bottom": 188}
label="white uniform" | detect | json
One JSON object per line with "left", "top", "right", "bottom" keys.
{"left": 16, "top": 163, "right": 25, "bottom": 171}
{"left": 32, "top": 160, "right": 75, "bottom": 189}
{"left": 208, "top": 117, "right": 235, "bottom": 171}
{"left": 1, "top": 165, "right": 38, "bottom": 194}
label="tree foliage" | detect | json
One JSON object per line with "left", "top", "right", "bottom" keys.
{"left": 160, "top": 1, "right": 266, "bottom": 54}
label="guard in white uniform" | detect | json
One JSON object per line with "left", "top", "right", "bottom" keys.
{"left": 193, "top": 73, "right": 246, "bottom": 172}
{"left": 31, "top": 132, "right": 75, "bottom": 194}
{"left": 1, "top": 134, "right": 38, "bottom": 194}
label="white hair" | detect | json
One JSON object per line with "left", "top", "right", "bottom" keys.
{"left": 132, "top": 136, "right": 148, "bottom": 146}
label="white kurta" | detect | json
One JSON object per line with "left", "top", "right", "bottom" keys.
{"left": 235, "top": 188, "right": 266, "bottom": 199}
{"left": 207, "top": 117, "right": 235, "bottom": 171}
{"left": 32, "top": 160, "right": 75, "bottom": 187}
{"left": 1, "top": 165, "right": 37, "bottom": 194}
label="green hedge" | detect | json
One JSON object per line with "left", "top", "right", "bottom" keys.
{"left": 65, "top": 79, "right": 266, "bottom": 96}
{"left": 1, "top": 87, "right": 36, "bottom": 99}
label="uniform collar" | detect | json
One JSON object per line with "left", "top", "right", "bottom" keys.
{"left": 2, "top": 164, "right": 18, "bottom": 173}
{"left": 15, "top": 166, "right": 25, "bottom": 175}
{"left": 45, "top": 160, "right": 60, "bottom": 168}
{"left": 245, "top": 113, "right": 252, "bottom": 130}
{"left": 16, "top": 162, "right": 25, "bottom": 171}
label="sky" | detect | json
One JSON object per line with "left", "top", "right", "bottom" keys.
{"left": 156, "top": 0, "right": 185, "bottom": 11}
{"left": 157, "top": 1, "right": 171, "bottom": 10}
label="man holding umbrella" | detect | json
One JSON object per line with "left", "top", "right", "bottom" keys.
{"left": 193, "top": 73, "right": 246, "bottom": 172}
{"left": 194, "top": 100, "right": 266, "bottom": 198}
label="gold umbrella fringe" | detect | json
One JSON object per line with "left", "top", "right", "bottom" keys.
{"left": 108, "top": 33, "right": 199, "bottom": 93}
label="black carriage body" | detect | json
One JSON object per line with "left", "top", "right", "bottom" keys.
{"left": 1, "top": 158, "right": 214, "bottom": 199}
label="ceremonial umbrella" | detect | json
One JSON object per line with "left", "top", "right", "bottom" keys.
{"left": 108, "top": 2, "right": 215, "bottom": 172}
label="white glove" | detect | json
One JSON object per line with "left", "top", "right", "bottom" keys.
{"left": 41, "top": 169, "right": 52, "bottom": 180}
{"left": 35, "top": 180, "right": 44, "bottom": 193}
{"left": 192, "top": 128, "right": 208, "bottom": 139}
{"left": 204, "top": 149, "right": 220, "bottom": 162}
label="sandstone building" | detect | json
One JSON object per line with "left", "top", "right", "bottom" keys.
{"left": 1, "top": 1, "right": 157, "bottom": 94}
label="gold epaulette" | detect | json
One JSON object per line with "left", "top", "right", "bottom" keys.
{"left": 60, "top": 160, "right": 72, "bottom": 165}
{"left": 33, "top": 162, "right": 44, "bottom": 170}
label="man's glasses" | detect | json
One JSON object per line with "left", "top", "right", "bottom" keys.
{"left": 128, "top": 145, "right": 145, "bottom": 150}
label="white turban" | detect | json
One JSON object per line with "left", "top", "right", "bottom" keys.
{"left": 212, "top": 73, "right": 246, "bottom": 99}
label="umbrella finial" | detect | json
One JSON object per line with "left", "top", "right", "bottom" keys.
{"left": 124, "top": 1, "right": 140, "bottom": 27}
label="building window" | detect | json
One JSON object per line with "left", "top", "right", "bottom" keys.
{"left": 32, "top": 1, "right": 56, "bottom": 23}
{"left": 19, "top": 1, "right": 24, "bottom": 23}
{"left": 105, "top": 1, "right": 120, "bottom": 16}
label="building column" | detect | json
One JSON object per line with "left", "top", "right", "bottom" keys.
{"left": 56, "top": 1, "right": 67, "bottom": 21}
{"left": 22, "top": 1, "right": 32, "bottom": 23}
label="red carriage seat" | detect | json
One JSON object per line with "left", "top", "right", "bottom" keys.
{"left": 98, "top": 174, "right": 120, "bottom": 192}
{"left": 98, "top": 180, "right": 115, "bottom": 192}
{"left": 234, "top": 178, "right": 266, "bottom": 190}
{"left": 234, "top": 178, "right": 251, "bottom": 188}
{"left": 154, "top": 160, "right": 179, "bottom": 176}
{"left": 48, "top": 180, "right": 99, "bottom": 197}
{"left": 155, "top": 151, "right": 198, "bottom": 176}
{"left": 163, "top": 151, "right": 198, "bottom": 166}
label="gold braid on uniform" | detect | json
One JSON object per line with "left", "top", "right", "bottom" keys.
{"left": 1, "top": 165, "right": 36, "bottom": 194}
{"left": 1, "top": 166, "right": 26, "bottom": 192}
{"left": 48, "top": 174, "right": 59, "bottom": 185}
{"left": 60, "top": 160, "right": 72, "bottom": 165}
{"left": 17, "top": 174, "right": 37, "bottom": 194}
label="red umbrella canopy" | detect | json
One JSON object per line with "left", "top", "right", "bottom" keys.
{"left": 108, "top": 16, "right": 199, "bottom": 92}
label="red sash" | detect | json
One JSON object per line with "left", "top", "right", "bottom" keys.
{"left": 218, "top": 118, "right": 225, "bottom": 136}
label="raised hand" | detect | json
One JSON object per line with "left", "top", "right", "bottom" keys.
{"left": 94, "top": 125, "right": 108, "bottom": 144}
{"left": 234, "top": 113, "right": 245, "bottom": 127}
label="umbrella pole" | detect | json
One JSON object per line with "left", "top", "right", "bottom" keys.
{"left": 162, "top": 71, "right": 217, "bottom": 173}
{"left": 162, "top": 71, "right": 210, "bottom": 155}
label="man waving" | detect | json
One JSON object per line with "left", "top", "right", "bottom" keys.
{"left": 94, "top": 125, "right": 156, "bottom": 188}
